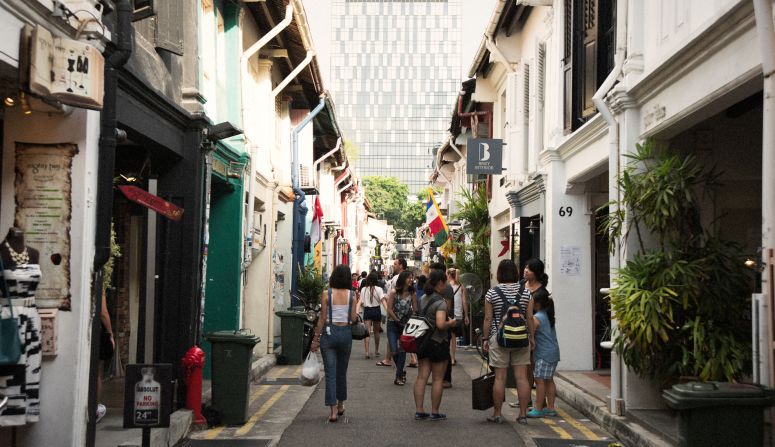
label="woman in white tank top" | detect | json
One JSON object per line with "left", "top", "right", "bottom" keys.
{"left": 311, "top": 265, "right": 359, "bottom": 422}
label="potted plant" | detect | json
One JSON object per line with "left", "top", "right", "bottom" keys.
{"left": 295, "top": 263, "right": 327, "bottom": 309}
{"left": 602, "top": 141, "right": 752, "bottom": 385}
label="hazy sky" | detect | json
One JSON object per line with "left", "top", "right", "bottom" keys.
{"left": 301, "top": 0, "right": 498, "bottom": 88}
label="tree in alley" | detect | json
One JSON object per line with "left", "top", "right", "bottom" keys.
{"left": 362, "top": 176, "right": 425, "bottom": 238}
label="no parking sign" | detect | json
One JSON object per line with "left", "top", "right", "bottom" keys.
{"left": 123, "top": 364, "right": 173, "bottom": 429}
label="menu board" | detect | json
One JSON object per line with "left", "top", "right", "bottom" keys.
{"left": 14, "top": 143, "right": 77, "bottom": 310}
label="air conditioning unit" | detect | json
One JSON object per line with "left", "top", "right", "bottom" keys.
{"left": 299, "top": 163, "right": 318, "bottom": 194}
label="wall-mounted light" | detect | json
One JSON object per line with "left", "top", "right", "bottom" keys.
{"left": 206, "top": 121, "right": 243, "bottom": 142}
{"left": 526, "top": 218, "right": 539, "bottom": 235}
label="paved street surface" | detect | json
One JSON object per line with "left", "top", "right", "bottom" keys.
{"left": 187, "top": 342, "right": 621, "bottom": 447}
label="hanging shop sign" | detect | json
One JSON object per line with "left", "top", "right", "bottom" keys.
{"left": 118, "top": 185, "right": 184, "bottom": 221}
{"left": 15, "top": 143, "right": 77, "bottom": 310}
{"left": 26, "top": 25, "right": 105, "bottom": 110}
{"left": 466, "top": 138, "right": 503, "bottom": 175}
{"left": 123, "top": 364, "right": 173, "bottom": 429}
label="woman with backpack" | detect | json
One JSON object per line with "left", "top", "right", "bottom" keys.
{"left": 310, "top": 265, "right": 360, "bottom": 423}
{"left": 527, "top": 288, "right": 560, "bottom": 418}
{"left": 361, "top": 271, "right": 385, "bottom": 360}
{"left": 413, "top": 268, "right": 458, "bottom": 421}
{"left": 482, "top": 259, "right": 532, "bottom": 425}
{"left": 385, "top": 271, "right": 418, "bottom": 385}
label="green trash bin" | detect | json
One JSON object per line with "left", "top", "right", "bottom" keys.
{"left": 663, "top": 381, "right": 775, "bottom": 447}
{"left": 275, "top": 310, "right": 311, "bottom": 365}
{"left": 205, "top": 330, "right": 260, "bottom": 426}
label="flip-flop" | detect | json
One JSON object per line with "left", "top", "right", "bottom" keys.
{"left": 376, "top": 361, "right": 391, "bottom": 367}
{"left": 337, "top": 408, "right": 345, "bottom": 416}
{"left": 407, "top": 363, "right": 418, "bottom": 368}
{"left": 328, "top": 416, "right": 338, "bottom": 423}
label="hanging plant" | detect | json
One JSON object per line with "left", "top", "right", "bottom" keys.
{"left": 103, "top": 222, "right": 122, "bottom": 292}
{"left": 602, "top": 141, "right": 752, "bottom": 383}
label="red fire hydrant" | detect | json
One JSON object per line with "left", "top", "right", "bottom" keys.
{"left": 182, "top": 346, "right": 206, "bottom": 425}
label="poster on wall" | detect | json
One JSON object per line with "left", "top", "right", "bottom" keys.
{"left": 560, "top": 245, "right": 582, "bottom": 276}
{"left": 15, "top": 143, "right": 77, "bottom": 310}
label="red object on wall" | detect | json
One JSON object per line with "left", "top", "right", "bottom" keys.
{"left": 118, "top": 185, "right": 184, "bottom": 221}
{"left": 181, "top": 346, "right": 206, "bottom": 425}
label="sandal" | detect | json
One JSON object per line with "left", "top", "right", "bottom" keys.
{"left": 430, "top": 413, "right": 446, "bottom": 421}
{"left": 407, "top": 363, "right": 418, "bottom": 368}
{"left": 328, "top": 416, "right": 338, "bottom": 423}
{"left": 414, "top": 412, "right": 430, "bottom": 420}
{"left": 487, "top": 415, "right": 504, "bottom": 424}
{"left": 516, "top": 416, "right": 528, "bottom": 425}
{"left": 376, "top": 361, "right": 391, "bottom": 367}
{"left": 394, "top": 378, "right": 405, "bottom": 386}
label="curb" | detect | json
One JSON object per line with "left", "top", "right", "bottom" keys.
{"left": 554, "top": 373, "right": 674, "bottom": 447}
{"left": 119, "top": 409, "right": 193, "bottom": 447}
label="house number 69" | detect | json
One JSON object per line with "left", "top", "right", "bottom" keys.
{"left": 558, "top": 206, "right": 573, "bottom": 217}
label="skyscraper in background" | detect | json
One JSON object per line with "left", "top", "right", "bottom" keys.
{"left": 329, "top": 0, "right": 461, "bottom": 194}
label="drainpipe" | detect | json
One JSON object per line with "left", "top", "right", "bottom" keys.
{"left": 313, "top": 137, "right": 342, "bottom": 171}
{"left": 337, "top": 181, "right": 353, "bottom": 195}
{"left": 241, "top": 4, "right": 294, "bottom": 268}
{"left": 87, "top": 1, "right": 133, "bottom": 445}
{"left": 592, "top": 0, "right": 627, "bottom": 416}
{"left": 273, "top": 51, "right": 315, "bottom": 98}
{"left": 485, "top": 35, "right": 516, "bottom": 73}
{"left": 331, "top": 163, "right": 347, "bottom": 172}
{"left": 753, "top": 0, "right": 775, "bottom": 390}
{"left": 291, "top": 96, "right": 327, "bottom": 300}
{"left": 334, "top": 170, "right": 350, "bottom": 189}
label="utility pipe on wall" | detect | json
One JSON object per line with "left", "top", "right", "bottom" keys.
{"left": 485, "top": 35, "right": 516, "bottom": 73}
{"left": 313, "top": 137, "right": 342, "bottom": 171}
{"left": 592, "top": 0, "right": 628, "bottom": 416}
{"left": 752, "top": 0, "right": 775, "bottom": 390}
{"left": 273, "top": 51, "right": 315, "bottom": 98}
{"left": 291, "top": 96, "right": 327, "bottom": 298}
{"left": 241, "top": 4, "right": 294, "bottom": 267}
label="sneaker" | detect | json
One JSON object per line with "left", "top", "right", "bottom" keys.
{"left": 543, "top": 408, "right": 558, "bottom": 417}
{"left": 516, "top": 416, "right": 528, "bottom": 425}
{"left": 414, "top": 412, "right": 430, "bottom": 420}
{"left": 96, "top": 403, "right": 107, "bottom": 423}
{"left": 430, "top": 413, "right": 447, "bottom": 421}
{"left": 527, "top": 408, "right": 544, "bottom": 418}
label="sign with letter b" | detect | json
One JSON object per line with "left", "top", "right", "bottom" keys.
{"left": 466, "top": 138, "right": 503, "bottom": 175}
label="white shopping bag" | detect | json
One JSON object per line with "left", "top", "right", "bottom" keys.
{"left": 299, "top": 352, "right": 321, "bottom": 386}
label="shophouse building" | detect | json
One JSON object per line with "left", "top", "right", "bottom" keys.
{"left": 432, "top": 0, "right": 772, "bottom": 423}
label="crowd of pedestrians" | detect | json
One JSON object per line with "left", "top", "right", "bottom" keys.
{"left": 310, "top": 256, "right": 560, "bottom": 425}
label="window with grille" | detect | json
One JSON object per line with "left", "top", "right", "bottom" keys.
{"left": 563, "top": 0, "right": 616, "bottom": 133}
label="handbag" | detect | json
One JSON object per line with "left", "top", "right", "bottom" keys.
{"left": 472, "top": 372, "right": 495, "bottom": 410}
{"left": 0, "top": 257, "right": 21, "bottom": 365}
{"left": 351, "top": 315, "right": 369, "bottom": 340}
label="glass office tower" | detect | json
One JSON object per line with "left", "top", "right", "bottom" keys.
{"left": 330, "top": 0, "right": 461, "bottom": 194}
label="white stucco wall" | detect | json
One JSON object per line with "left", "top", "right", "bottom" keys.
{"left": 1, "top": 106, "right": 100, "bottom": 446}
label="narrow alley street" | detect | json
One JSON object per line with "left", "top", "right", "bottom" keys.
{"left": 185, "top": 345, "right": 618, "bottom": 447}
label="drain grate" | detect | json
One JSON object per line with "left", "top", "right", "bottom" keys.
{"left": 533, "top": 439, "right": 617, "bottom": 447}
{"left": 184, "top": 439, "right": 271, "bottom": 447}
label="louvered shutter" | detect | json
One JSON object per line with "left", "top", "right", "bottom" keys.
{"left": 155, "top": 0, "right": 183, "bottom": 55}
{"left": 563, "top": 0, "right": 574, "bottom": 133}
{"left": 581, "top": 0, "right": 599, "bottom": 118}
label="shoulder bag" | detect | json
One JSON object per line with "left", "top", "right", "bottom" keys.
{"left": 349, "top": 291, "right": 369, "bottom": 340}
{"left": 0, "top": 257, "right": 21, "bottom": 365}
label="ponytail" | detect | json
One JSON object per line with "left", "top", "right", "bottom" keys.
{"left": 525, "top": 258, "right": 549, "bottom": 287}
{"left": 532, "top": 288, "right": 555, "bottom": 328}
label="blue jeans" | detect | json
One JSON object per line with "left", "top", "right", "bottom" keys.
{"left": 387, "top": 321, "right": 406, "bottom": 379}
{"left": 320, "top": 324, "right": 352, "bottom": 406}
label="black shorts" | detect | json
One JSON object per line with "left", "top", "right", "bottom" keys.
{"left": 417, "top": 338, "right": 450, "bottom": 363}
{"left": 363, "top": 306, "right": 382, "bottom": 322}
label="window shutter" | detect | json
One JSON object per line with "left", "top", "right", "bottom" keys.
{"left": 132, "top": 0, "right": 154, "bottom": 22}
{"left": 581, "top": 0, "right": 599, "bottom": 118}
{"left": 155, "top": 0, "right": 183, "bottom": 55}
{"left": 537, "top": 43, "right": 546, "bottom": 105}
{"left": 523, "top": 64, "right": 531, "bottom": 122}
{"left": 563, "top": 0, "right": 574, "bottom": 133}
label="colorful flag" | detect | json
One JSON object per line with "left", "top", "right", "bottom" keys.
{"left": 311, "top": 196, "right": 323, "bottom": 272}
{"left": 426, "top": 188, "right": 450, "bottom": 248}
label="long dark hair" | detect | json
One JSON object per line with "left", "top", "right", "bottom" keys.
{"left": 424, "top": 269, "right": 446, "bottom": 296}
{"left": 525, "top": 258, "right": 549, "bottom": 286}
{"left": 364, "top": 271, "right": 379, "bottom": 288}
{"left": 395, "top": 271, "right": 414, "bottom": 295}
{"left": 532, "top": 288, "right": 555, "bottom": 328}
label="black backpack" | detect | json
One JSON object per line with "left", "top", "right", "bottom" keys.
{"left": 494, "top": 286, "right": 529, "bottom": 348}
